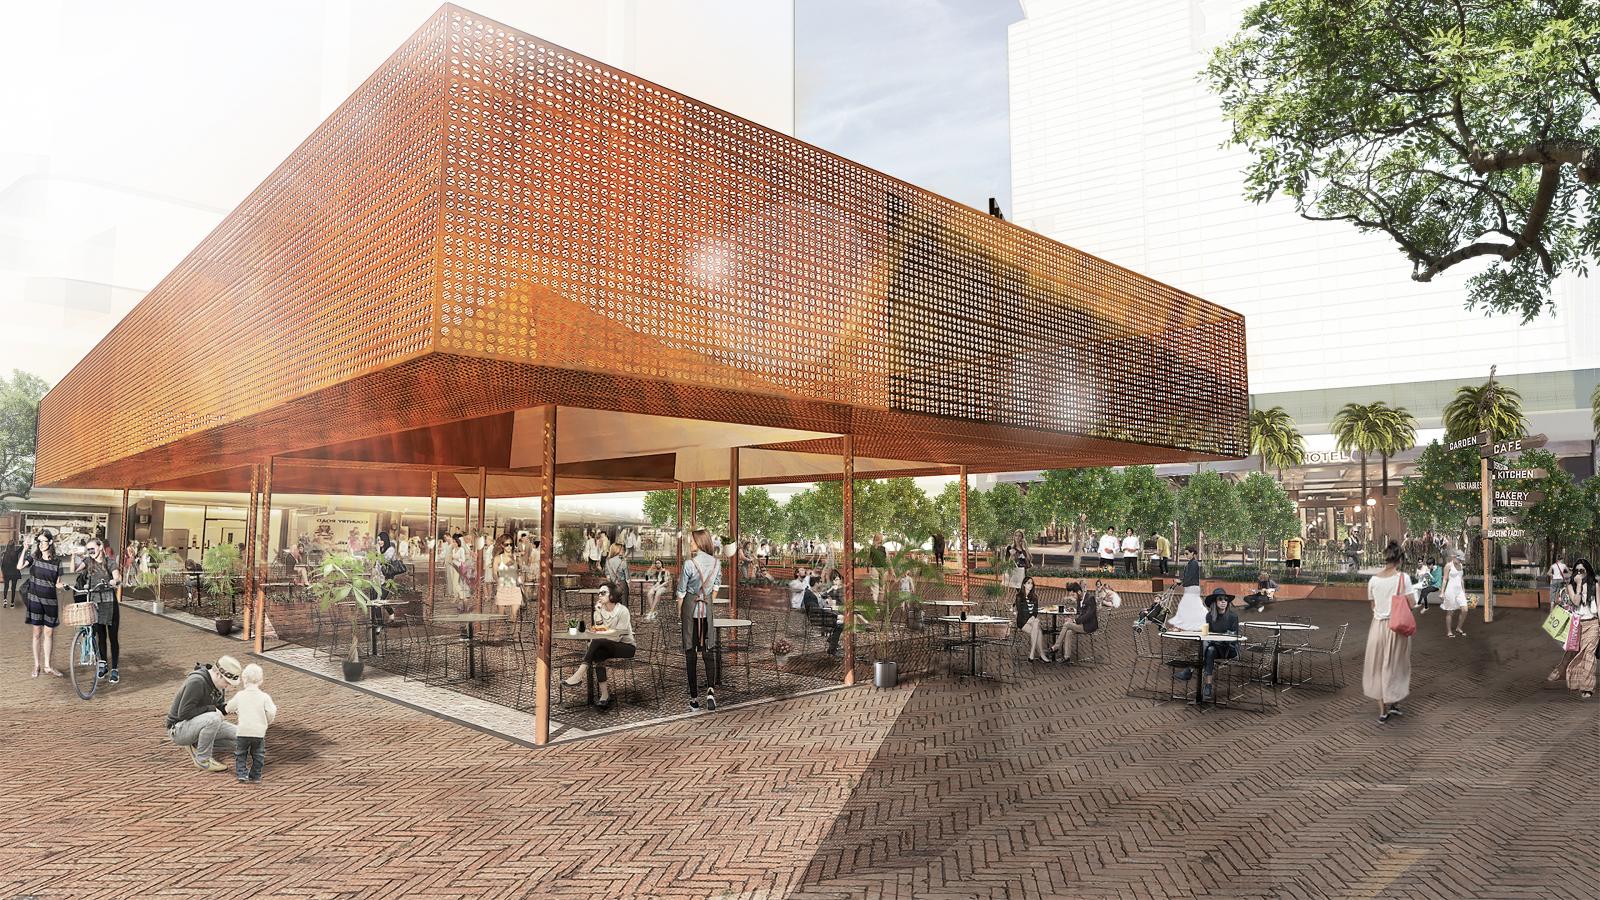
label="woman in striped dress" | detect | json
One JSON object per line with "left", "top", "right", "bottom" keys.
{"left": 24, "top": 531, "right": 63, "bottom": 678}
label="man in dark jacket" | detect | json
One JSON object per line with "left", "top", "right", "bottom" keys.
{"left": 166, "top": 655, "right": 242, "bottom": 772}
{"left": 801, "top": 576, "right": 843, "bottom": 656}
{"left": 1051, "top": 583, "right": 1098, "bottom": 662}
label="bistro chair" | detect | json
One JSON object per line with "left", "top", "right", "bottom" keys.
{"left": 1216, "top": 633, "right": 1279, "bottom": 712}
{"left": 1289, "top": 623, "right": 1348, "bottom": 689}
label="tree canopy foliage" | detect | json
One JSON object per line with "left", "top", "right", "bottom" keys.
{"left": 1208, "top": 0, "right": 1600, "bottom": 320}
{"left": 1396, "top": 440, "right": 1479, "bottom": 534}
{"left": 0, "top": 370, "right": 49, "bottom": 498}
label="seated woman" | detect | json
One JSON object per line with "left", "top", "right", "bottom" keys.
{"left": 1177, "top": 588, "right": 1240, "bottom": 700}
{"left": 642, "top": 559, "right": 671, "bottom": 622}
{"left": 1093, "top": 579, "right": 1122, "bottom": 609}
{"left": 562, "top": 583, "right": 635, "bottom": 709}
{"left": 1015, "top": 576, "right": 1048, "bottom": 662}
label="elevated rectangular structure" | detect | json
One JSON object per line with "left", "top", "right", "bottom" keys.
{"left": 36, "top": 4, "right": 1246, "bottom": 493}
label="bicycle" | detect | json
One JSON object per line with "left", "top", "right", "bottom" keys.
{"left": 61, "top": 582, "right": 114, "bottom": 700}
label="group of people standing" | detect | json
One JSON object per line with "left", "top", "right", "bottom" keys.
{"left": 8, "top": 531, "right": 125, "bottom": 684}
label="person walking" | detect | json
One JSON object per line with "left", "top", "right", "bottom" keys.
{"left": 1002, "top": 530, "right": 1029, "bottom": 593}
{"left": 1550, "top": 559, "right": 1596, "bottom": 698}
{"left": 2, "top": 537, "right": 21, "bottom": 608}
{"left": 1439, "top": 550, "right": 1468, "bottom": 637}
{"left": 1363, "top": 542, "right": 1415, "bottom": 723}
{"left": 1168, "top": 546, "right": 1207, "bottom": 631}
{"left": 1151, "top": 532, "right": 1171, "bottom": 576}
{"left": 676, "top": 529, "right": 723, "bottom": 712}
{"left": 931, "top": 532, "right": 946, "bottom": 567}
{"left": 603, "top": 542, "right": 630, "bottom": 606}
{"left": 82, "top": 539, "right": 123, "bottom": 684}
{"left": 24, "top": 531, "right": 63, "bottom": 678}
{"left": 1548, "top": 557, "right": 1571, "bottom": 609}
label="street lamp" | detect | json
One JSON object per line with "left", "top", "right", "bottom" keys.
{"left": 1365, "top": 497, "right": 1377, "bottom": 546}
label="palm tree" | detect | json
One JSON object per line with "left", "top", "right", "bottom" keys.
{"left": 1441, "top": 369, "right": 1528, "bottom": 443}
{"left": 1248, "top": 405, "right": 1306, "bottom": 478}
{"left": 1372, "top": 405, "right": 1417, "bottom": 495}
{"left": 1331, "top": 402, "right": 1388, "bottom": 507}
{"left": 1590, "top": 382, "right": 1599, "bottom": 440}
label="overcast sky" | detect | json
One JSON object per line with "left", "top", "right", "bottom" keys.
{"left": 796, "top": 0, "right": 1022, "bottom": 215}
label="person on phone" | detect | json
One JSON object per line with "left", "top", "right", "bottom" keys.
{"left": 562, "top": 583, "right": 634, "bottom": 708}
{"left": 80, "top": 539, "right": 123, "bottom": 683}
{"left": 676, "top": 529, "right": 723, "bottom": 711}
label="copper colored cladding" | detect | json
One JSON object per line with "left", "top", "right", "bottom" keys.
{"left": 33, "top": 4, "right": 1246, "bottom": 494}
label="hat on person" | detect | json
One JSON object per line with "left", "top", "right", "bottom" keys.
{"left": 1204, "top": 587, "right": 1235, "bottom": 605}
{"left": 216, "top": 655, "right": 243, "bottom": 684}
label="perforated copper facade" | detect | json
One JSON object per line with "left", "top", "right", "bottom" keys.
{"left": 35, "top": 4, "right": 1246, "bottom": 492}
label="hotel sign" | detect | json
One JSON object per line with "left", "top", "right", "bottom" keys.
{"left": 1304, "top": 449, "right": 1352, "bottom": 465}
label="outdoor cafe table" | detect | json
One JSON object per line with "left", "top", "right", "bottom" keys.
{"left": 431, "top": 612, "right": 505, "bottom": 680}
{"left": 937, "top": 615, "right": 1010, "bottom": 679}
{"left": 1243, "top": 621, "right": 1320, "bottom": 686}
{"left": 1160, "top": 631, "right": 1247, "bottom": 704}
{"left": 552, "top": 627, "right": 624, "bottom": 705}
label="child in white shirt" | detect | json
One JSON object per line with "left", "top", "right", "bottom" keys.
{"left": 226, "top": 663, "right": 278, "bottom": 783}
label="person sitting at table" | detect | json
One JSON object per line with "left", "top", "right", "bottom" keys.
{"left": 801, "top": 575, "right": 843, "bottom": 656}
{"left": 1015, "top": 576, "right": 1048, "bottom": 662}
{"left": 1168, "top": 546, "right": 1208, "bottom": 631}
{"left": 1093, "top": 580, "right": 1122, "bottom": 609}
{"left": 1241, "top": 571, "right": 1279, "bottom": 614}
{"left": 1176, "top": 587, "right": 1240, "bottom": 701}
{"left": 1051, "top": 582, "right": 1098, "bottom": 663}
{"left": 561, "top": 583, "right": 635, "bottom": 709}
{"left": 642, "top": 559, "right": 671, "bottom": 621}
{"left": 788, "top": 567, "right": 811, "bottom": 610}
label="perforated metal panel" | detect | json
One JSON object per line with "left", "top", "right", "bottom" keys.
{"left": 35, "top": 4, "right": 1246, "bottom": 493}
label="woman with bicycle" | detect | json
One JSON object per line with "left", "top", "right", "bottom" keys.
{"left": 80, "top": 539, "right": 123, "bottom": 684}
{"left": 24, "top": 531, "right": 63, "bottom": 678}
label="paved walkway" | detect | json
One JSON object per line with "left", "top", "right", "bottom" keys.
{"left": 1, "top": 599, "right": 1594, "bottom": 899}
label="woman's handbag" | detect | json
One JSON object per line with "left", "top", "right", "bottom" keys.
{"left": 1543, "top": 605, "right": 1574, "bottom": 642}
{"left": 1388, "top": 581, "right": 1417, "bottom": 636}
{"left": 1563, "top": 616, "right": 1582, "bottom": 652}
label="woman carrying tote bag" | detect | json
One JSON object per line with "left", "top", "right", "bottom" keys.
{"left": 1364, "top": 541, "right": 1417, "bottom": 724}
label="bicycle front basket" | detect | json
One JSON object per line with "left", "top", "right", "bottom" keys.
{"left": 60, "top": 601, "right": 98, "bottom": 628}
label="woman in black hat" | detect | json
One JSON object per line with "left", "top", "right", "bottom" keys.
{"left": 1177, "top": 587, "right": 1239, "bottom": 700}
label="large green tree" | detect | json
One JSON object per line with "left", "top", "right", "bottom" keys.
{"left": 1396, "top": 440, "right": 1479, "bottom": 535}
{"left": 1237, "top": 471, "right": 1299, "bottom": 569}
{"left": 854, "top": 478, "right": 936, "bottom": 546}
{"left": 641, "top": 490, "right": 679, "bottom": 528}
{"left": 983, "top": 482, "right": 1033, "bottom": 547}
{"left": 734, "top": 487, "right": 784, "bottom": 541}
{"left": 1208, "top": 0, "right": 1600, "bottom": 321}
{"left": 1120, "top": 466, "right": 1177, "bottom": 538}
{"left": 1177, "top": 471, "right": 1245, "bottom": 563}
{"left": 784, "top": 482, "right": 843, "bottom": 542}
{"left": 932, "top": 480, "right": 996, "bottom": 549}
{"left": 1028, "top": 468, "right": 1127, "bottom": 547}
{"left": 1512, "top": 449, "right": 1592, "bottom": 565}
{"left": 0, "top": 370, "right": 50, "bottom": 498}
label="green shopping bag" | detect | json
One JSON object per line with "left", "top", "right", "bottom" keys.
{"left": 1542, "top": 605, "right": 1573, "bottom": 642}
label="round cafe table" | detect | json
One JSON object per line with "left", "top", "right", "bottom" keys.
{"left": 937, "top": 615, "right": 1009, "bottom": 678}
{"left": 432, "top": 612, "right": 506, "bottom": 680}
{"left": 1160, "top": 630, "right": 1246, "bottom": 704}
{"left": 1243, "top": 621, "right": 1319, "bottom": 686}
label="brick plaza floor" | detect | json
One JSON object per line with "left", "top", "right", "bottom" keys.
{"left": 2, "top": 597, "right": 1594, "bottom": 899}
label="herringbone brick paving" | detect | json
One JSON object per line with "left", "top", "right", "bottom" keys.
{"left": 1, "top": 599, "right": 1593, "bottom": 899}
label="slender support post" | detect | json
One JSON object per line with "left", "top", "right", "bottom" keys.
{"left": 243, "top": 464, "right": 259, "bottom": 636}
{"left": 959, "top": 465, "right": 970, "bottom": 605}
{"left": 253, "top": 458, "right": 273, "bottom": 653}
{"left": 689, "top": 487, "right": 698, "bottom": 539}
{"left": 729, "top": 448, "right": 740, "bottom": 617}
{"left": 674, "top": 483, "right": 684, "bottom": 573}
{"left": 427, "top": 472, "right": 438, "bottom": 616}
{"left": 842, "top": 436, "right": 856, "bottom": 685}
{"left": 117, "top": 487, "right": 129, "bottom": 605}
{"left": 1481, "top": 455, "right": 1494, "bottom": 623}
{"left": 535, "top": 406, "right": 557, "bottom": 746}
{"left": 476, "top": 466, "right": 487, "bottom": 614}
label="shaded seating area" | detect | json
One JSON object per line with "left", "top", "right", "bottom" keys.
{"left": 32, "top": 6, "right": 1248, "bottom": 744}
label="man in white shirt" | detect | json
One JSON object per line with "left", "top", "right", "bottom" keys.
{"left": 1549, "top": 558, "right": 1571, "bottom": 606}
{"left": 788, "top": 567, "right": 811, "bottom": 610}
{"left": 1120, "top": 528, "right": 1140, "bottom": 575}
{"left": 1098, "top": 529, "right": 1118, "bottom": 570}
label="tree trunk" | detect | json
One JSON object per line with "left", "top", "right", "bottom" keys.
{"left": 1381, "top": 451, "right": 1390, "bottom": 495}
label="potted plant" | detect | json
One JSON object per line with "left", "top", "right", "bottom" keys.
{"left": 567, "top": 617, "right": 580, "bottom": 635}
{"left": 771, "top": 635, "right": 795, "bottom": 667}
{"left": 202, "top": 543, "right": 242, "bottom": 634}
{"left": 308, "top": 551, "right": 382, "bottom": 682}
{"left": 852, "top": 546, "right": 945, "bottom": 689}
{"left": 126, "top": 545, "right": 171, "bottom": 615}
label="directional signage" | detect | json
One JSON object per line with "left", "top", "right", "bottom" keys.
{"left": 1489, "top": 459, "right": 1508, "bottom": 472}
{"left": 1448, "top": 430, "right": 1489, "bottom": 452}
{"left": 1487, "top": 528, "right": 1526, "bottom": 539}
{"left": 1467, "top": 514, "right": 1521, "bottom": 526}
{"left": 1482, "top": 433, "right": 1547, "bottom": 458}
{"left": 1494, "top": 468, "right": 1548, "bottom": 481}
{"left": 1451, "top": 481, "right": 1481, "bottom": 490}
{"left": 1494, "top": 489, "right": 1544, "bottom": 503}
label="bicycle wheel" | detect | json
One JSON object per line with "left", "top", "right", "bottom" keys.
{"left": 70, "top": 628, "right": 98, "bottom": 700}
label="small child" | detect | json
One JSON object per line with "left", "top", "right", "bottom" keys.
{"left": 225, "top": 663, "right": 277, "bottom": 783}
